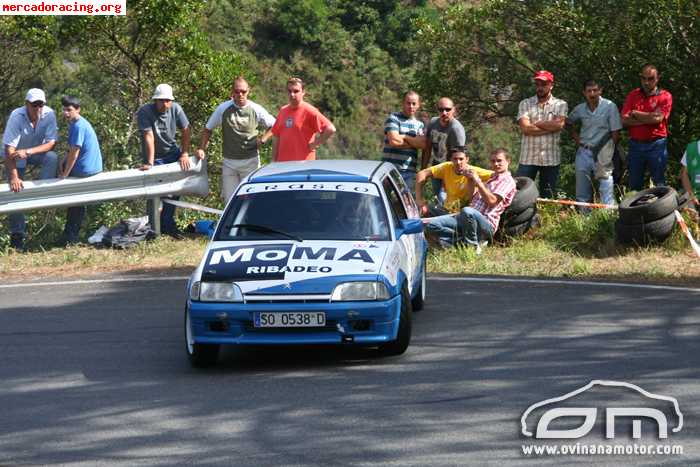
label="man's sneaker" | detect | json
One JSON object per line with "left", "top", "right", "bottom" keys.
{"left": 10, "top": 234, "right": 25, "bottom": 251}
{"left": 475, "top": 241, "right": 488, "bottom": 255}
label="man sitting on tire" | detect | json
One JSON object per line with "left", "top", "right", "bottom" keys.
{"left": 423, "top": 148, "right": 516, "bottom": 251}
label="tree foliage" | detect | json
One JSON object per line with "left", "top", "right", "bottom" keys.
{"left": 415, "top": 0, "right": 700, "bottom": 165}
{"left": 0, "top": 17, "right": 58, "bottom": 117}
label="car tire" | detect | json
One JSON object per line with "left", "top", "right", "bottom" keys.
{"left": 615, "top": 211, "right": 677, "bottom": 245}
{"left": 502, "top": 212, "right": 540, "bottom": 237}
{"left": 618, "top": 187, "right": 678, "bottom": 224}
{"left": 507, "top": 177, "right": 539, "bottom": 214}
{"left": 378, "top": 284, "right": 412, "bottom": 356}
{"left": 677, "top": 190, "right": 690, "bottom": 210}
{"left": 504, "top": 206, "right": 536, "bottom": 227}
{"left": 411, "top": 267, "right": 426, "bottom": 312}
{"left": 185, "top": 306, "right": 220, "bottom": 368}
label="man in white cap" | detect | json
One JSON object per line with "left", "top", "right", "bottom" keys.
{"left": 137, "top": 83, "right": 192, "bottom": 238}
{"left": 196, "top": 76, "right": 275, "bottom": 202}
{"left": 2, "top": 88, "right": 59, "bottom": 250}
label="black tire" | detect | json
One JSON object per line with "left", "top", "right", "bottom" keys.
{"left": 507, "top": 177, "right": 539, "bottom": 214}
{"left": 504, "top": 206, "right": 536, "bottom": 227}
{"left": 185, "top": 307, "right": 220, "bottom": 368}
{"left": 378, "top": 284, "right": 412, "bottom": 356}
{"left": 502, "top": 213, "right": 540, "bottom": 237}
{"left": 615, "top": 212, "right": 677, "bottom": 245}
{"left": 618, "top": 187, "right": 678, "bottom": 224}
{"left": 411, "top": 267, "right": 426, "bottom": 312}
{"left": 677, "top": 190, "right": 690, "bottom": 210}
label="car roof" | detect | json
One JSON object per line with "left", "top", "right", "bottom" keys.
{"left": 248, "top": 160, "right": 393, "bottom": 183}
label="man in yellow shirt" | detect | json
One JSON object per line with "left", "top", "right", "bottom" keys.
{"left": 415, "top": 148, "right": 492, "bottom": 216}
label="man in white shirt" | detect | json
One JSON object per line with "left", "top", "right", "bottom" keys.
{"left": 2, "top": 88, "right": 59, "bottom": 250}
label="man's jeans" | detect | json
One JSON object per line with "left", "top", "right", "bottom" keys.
{"left": 148, "top": 150, "right": 181, "bottom": 233}
{"left": 516, "top": 164, "right": 560, "bottom": 199}
{"left": 575, "top": 147, "right": 614, "bottom": 210}
{"left": 63, "top": 172, "right": 100, "bottom": 243}
{"left": 425, "top": 207, "right": 493, "bottom": 247}
{"left": 7, "top": 151, "right": 58, "bottom": 235}
{"left": 431, "top": 178, "right": 447, "bottom": 205}
{"left": 398, "top": 169, "right": 416, "bottom": 193}
{"left": 628, "top": 138, "right": 667, "bottom": 191}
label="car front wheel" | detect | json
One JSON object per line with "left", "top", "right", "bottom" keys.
{"left": 411, "top": 267, "right": 426, "bottom": 312}
{"left": 378, "top": 284, "right": 412, "bottom": 356}
{"left": 185, "top": 306, "right": 220, "bottom": 368}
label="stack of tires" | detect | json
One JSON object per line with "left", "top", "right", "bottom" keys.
{"left": 499, "top": 177, "right": 539, "bottom": 237}
{"left": 615, "top": 186, "right": 678, "bottom": 245}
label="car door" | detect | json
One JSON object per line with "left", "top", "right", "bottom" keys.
{"left": 387, "top": 169, "right": 423, "bottom": 269}
{"left": 382, "top": 173, "right": 418, "bottom": 292}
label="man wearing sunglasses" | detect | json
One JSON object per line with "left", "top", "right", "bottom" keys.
{"left": 621, "top": 63, "right": 672, "bottom": 190}
{"left": 422, "top": 97, "right": 466, "bottom": 205}
{"left": 2, "top": 88, "right": 59, "bottom": 251}
{"left": 197, "top": 77, "right": 276, "bottom": 202}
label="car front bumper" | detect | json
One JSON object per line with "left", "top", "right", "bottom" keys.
{"left": 187, "top": 295, "right": 401, "bottom": 345}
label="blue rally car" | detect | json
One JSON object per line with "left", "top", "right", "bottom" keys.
{"left": 185, "top": 160, "right": 427, "bottom": 367}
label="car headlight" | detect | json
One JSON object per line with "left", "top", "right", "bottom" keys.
{"left": 331, "top": 281, "right": 390, "bottom": 301}
{"left": 190, "top": 281, "right": 244, "bottom": 302}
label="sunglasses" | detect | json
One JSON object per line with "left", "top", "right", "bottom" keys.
{"left": 30, "top": 101, "right": 45, "bottom": 108}
{"left": 438, "top": 107, "right": 453, "bottom": 113}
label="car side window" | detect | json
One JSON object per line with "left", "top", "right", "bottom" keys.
{"left": 388, "top": 169, "right": 419, "bottom": 218}
{"left": 382, "top": 177, "right": 407, "bottom": 227}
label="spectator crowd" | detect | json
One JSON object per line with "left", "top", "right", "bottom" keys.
{"left": 4, "top": 65, "right": 699, "bottom": 252}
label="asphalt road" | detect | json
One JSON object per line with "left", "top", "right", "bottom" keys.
{"left": 1, "top": 275, "right": 699, "bottom": 466}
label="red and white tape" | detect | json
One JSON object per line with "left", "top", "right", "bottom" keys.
{"left": 536, "top": 198, "right": 617, "bottom": 209}
{"left": 674, "top": 210, "right": 700, "bottom": 258}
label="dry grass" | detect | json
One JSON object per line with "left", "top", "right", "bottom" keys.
{"left": 427, "top": 240, "right": 700, "bottom": 287}
{"left": 2, "top": 219, "right": 699, "bottom": 288}
{"left": 0, "top": 236, "right": 208, "bottom": 281}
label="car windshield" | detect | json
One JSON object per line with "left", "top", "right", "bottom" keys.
{"left": 217, "top": 185, "right": 391, "bottom": 241}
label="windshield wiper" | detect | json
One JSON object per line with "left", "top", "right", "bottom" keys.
{"left": 229, "top": 223, "right": 303, "bottom": 242}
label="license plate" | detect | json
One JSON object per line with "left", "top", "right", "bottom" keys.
{"left": 254, "top": 312, "right": 326, "bottom": 328}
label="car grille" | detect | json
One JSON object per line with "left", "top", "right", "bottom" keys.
{"left": 244, "top": 294, "right": 331, "bottom": 304}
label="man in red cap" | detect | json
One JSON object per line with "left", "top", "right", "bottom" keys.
{"left": 516, "top": 70, "right": 568, "bottom": 198}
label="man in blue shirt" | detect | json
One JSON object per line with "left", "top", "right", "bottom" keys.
{"left": 2, "top": 88, "right": 59, "bottom": 250}
{"left": 566, "top": 79, "right": 622, "bottom": 211}
{"left": 137, "top": 83, "right": 192, "bottom": 238}
{"left": 59, "top": 95, "right": 103, "bottom": 244}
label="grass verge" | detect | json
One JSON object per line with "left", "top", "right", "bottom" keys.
{"left": 1, "top": 204, "right": 699, "bottom": 286}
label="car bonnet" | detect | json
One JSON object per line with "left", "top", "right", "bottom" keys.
{"left": 196, "top": 240, "right": 393, "bottom": 295}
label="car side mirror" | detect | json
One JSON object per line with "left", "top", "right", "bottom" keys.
{"left": 396, "top": 218, "right": 423, "bottom": 238}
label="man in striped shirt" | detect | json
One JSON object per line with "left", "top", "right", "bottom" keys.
{"left": 382, "top": 91, "right": 426, "bottom": 191}
{"left": 516, "top": 70, "right": 568, "bottom": 198}
{"left": 425, "top": 148, "right": 516, "bottom": 251}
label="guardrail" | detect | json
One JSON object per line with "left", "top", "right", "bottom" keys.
{"left": 0, "top": 157, "right": 209, "bottom": 233}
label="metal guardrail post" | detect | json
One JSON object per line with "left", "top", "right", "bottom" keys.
{"left": 147, "top": 197, "right": 161, "bottom": 235}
